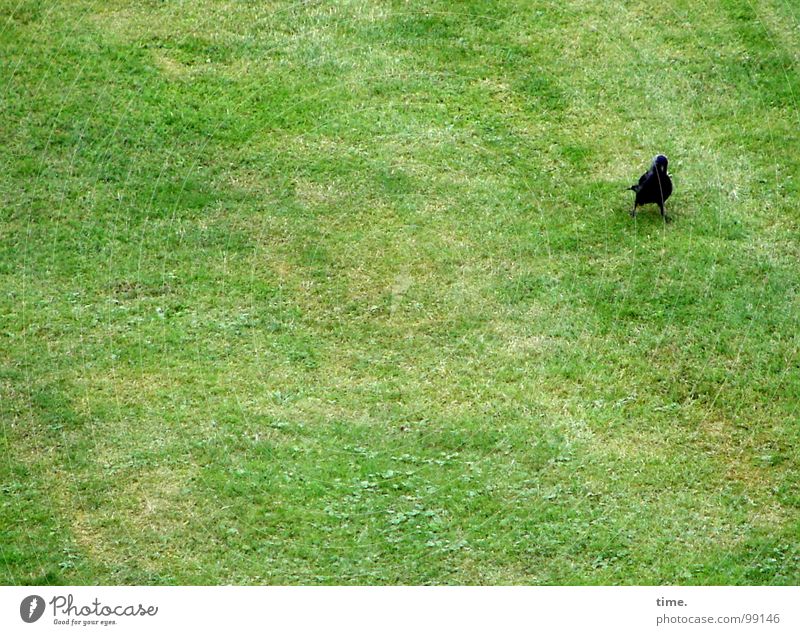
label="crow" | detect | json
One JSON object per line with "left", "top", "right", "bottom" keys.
{"left": 628, "top": 155, "right": 673, "bottom": 222}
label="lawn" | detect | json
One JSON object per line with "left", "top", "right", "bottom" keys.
{"left": 1, "top": 0, "right": 799, "bottom": 585}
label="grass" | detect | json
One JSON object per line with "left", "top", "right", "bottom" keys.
{"left": 1, "top": 0, "right": 799, "bottom": 585}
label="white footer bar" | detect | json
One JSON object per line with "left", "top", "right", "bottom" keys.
{"left": 2, "top": 586, "right": 796, "bottom": 634}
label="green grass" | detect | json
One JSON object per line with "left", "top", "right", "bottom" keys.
{"left": 1, "top": 0, "right": 799, "bottom": 585}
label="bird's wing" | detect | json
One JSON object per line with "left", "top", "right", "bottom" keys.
{"left": 630, "top": 169, "right": 651, "bottom": 192}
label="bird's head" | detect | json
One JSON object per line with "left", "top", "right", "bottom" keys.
{"left": 653, "top": 155, "right": 669, "bottom": 172}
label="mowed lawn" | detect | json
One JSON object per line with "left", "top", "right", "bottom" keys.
{"left": 2, "top": 0, "right": 799, "bottom": 585}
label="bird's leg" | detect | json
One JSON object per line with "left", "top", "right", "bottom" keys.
{"left": 630, "top": 202, "right": 637, "bottom": 218}
{"left": 659, "top": 203, "right": 671, "bottom": 223}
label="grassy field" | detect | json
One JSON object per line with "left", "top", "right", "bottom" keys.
{"left": 1, "top": 0, "right": 799, "bottom": 585}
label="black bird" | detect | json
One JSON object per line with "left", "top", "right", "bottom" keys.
{"left": 628, "top": 155, "right": 673, "bottom": 221}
